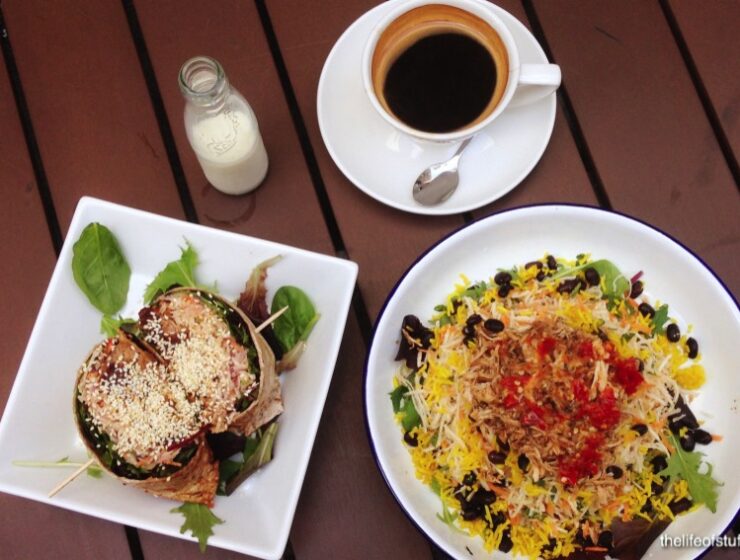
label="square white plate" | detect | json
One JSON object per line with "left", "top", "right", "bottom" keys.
{"left": 0, "top": 197, "right": 358, "bottom": 559}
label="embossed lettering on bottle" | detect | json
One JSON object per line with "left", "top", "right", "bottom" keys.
{"left": 179, "top": 56, "right": 268, "bottom": 195}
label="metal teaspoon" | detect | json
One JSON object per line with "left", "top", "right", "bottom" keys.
{"left": 412, "top": 137, "right": 472, "bottom": 206}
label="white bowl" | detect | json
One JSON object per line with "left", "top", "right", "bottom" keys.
{"left": 365, "top": 204, "right": 739, "bottom": 560}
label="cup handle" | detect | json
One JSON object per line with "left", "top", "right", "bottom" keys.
{"left": 509, "top": 64, "right": 561, "bottom": 108}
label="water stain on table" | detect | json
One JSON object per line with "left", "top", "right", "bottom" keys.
{"left": 200, "top": 182, "right": 257, "bottom": 227}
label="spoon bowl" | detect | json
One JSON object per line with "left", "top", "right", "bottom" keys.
{"left": 412, "top": 138, "right": 472, "bottom": 206}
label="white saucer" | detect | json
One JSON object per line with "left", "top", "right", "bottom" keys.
{"left": 317, "top": 0, "right": 557, "bottom": 216}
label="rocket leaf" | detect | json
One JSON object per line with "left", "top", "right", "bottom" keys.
{"left": 170, "top": 502, "right": 224, "bottom": 552}
{"left": 659, "top": 433, "right": 722, "bottom": 512}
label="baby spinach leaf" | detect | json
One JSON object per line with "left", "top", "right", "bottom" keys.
{"left": 660, "top": 433, "right": 722, "bottom": 512}
{"left": 144, "top": 241, "right": 200, "bottom": 303}
{"left": 401, "top": 398, "right": 421, "bottom": 431}
{"left": 72, "top": 223, "right": 131, "bottom": 315}
{"left": 271, "top": 286, "right": 319, "bottom": 351}
{"left": 651, "top": 304, "right": 670, "bottom": 335}
{"left": 552, "top": 259, "right": 630, "bottom": 300}
{"left": 389, "top": 385, "right": 408, "bottom": 413}
{"left": 100, "top": 315, "right": 137, "bottom": 338}
{"left": 170, "top": 502, "right": 224, "bottom": 552}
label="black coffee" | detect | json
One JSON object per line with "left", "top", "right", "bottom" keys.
{"left": 383, "top": 32, "right": 496, "bottom": 133}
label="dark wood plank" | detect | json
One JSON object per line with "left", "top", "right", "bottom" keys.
{"left": 266, "top": 0, "right": 462, "bottom": 320}
{"left": 669, "top": 0, "right": 740, "bottom": 159}
{"left": 2, "top": 0, "right": 186, "bottom": 234}
{"left": 266, "top": 1, "right": 595, "bottom": 558}
{"left": 0, "top": 39, "right": 131, "bottom": 560}
{"left": 533, "top": 0, "right": 740, "bottom": 296}
{"left": 132, "top": 1, "right": 344, "bottom": 557}
{"left": 472, "top": 0, "right": 596, "bottom": 217}
{"left": 134, "top": 0, "right": 335, "bottom": 255}
{"left": 288, "top": 314, "right": 435, "bottom": 559}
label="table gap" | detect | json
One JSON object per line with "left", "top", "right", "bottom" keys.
{"left": 255, "top": 0, "right": 377, "bottom": 343}
{"left": 120, "top": 1, "right": 321, "bottom": 557}
{"left": 658, "top": 0, "right": 740, "bottom": 188}
{"left": 1, "top": 7, "right": 145, "bottom": 554}
{"left": 256, "top": 2, "right": 441, "bottom": 557}
{"left": 120, "top": 0, "right": 199, "bottom": 223}
{"left": 0, "top": 5, "right": 62, "bottom": 253}
{"left": 522, "top": 0, "right": 612, "bottom": 210}
{"left": 124, "top": 525, "right": 145, "bottom": 560}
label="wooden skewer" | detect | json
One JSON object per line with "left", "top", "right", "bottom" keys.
{"left": 255, "top": 306, "right": 289, "bottom": 333}
{"left": 48, "top": 458, "right": 94, "bottom": 498}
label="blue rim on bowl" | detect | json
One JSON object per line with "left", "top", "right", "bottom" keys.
{"left": 363, "top": 203, "right": 739, "bottom": 560}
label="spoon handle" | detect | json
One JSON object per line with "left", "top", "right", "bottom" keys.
{"left": 454, "top": 137, "right": 473, "bottom": 158}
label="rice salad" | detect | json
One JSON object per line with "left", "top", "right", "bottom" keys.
{"left": 391, "top": 254, "right": 721, "bottom": 559}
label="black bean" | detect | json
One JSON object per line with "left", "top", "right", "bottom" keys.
{"left": 694, "top": 429, "right": 712, "bottom": 445}
{"left": 597, "top": 531, "right": 613, "bottom": 549}
{"left": 462, "top": 325, "right": 474, "bottom": 337}
{"left": 666, "top": 323, "right": 681, "bottom": 342}
{"left": 484, "top": 318, "right": 504, "bottom": 333}
{"left": 669, "top": 498, "right": 693, "bottom": 515}
{"left": 498, "top": 284, "right": 512, "bottom": 298}
{"left": 547, "top": 255, "right": 558, "bottom": 270}
{"left": 668, "top": 416, "right": 687, "bottom": 434}
{"left": 606, "top": 465, "right": 623, "bottom": 479}
{"left": 496, "top": 437, "right": 510, "bottom": 452}
{"left": 471, "top": 489, "right": 496, "bottom": 507}
{"left": 686, "top": 337, "right": 699, "bottom": 359}
{"left": 542, "top": 538, "right": 558, "bottom": 552}
{"left": 463, "top": 472, "right": 477, "bottom": 486}
{"left": 557, "top": 278, "right": 581, "bottom": 294}
{"left": 680, "top": 432, "right": 696, "bottom": 452}
{"left": 674, "top": 397, "right": 700, "bottom": 429}
{"left": 494, "top": 271, "right": 512, "bottom": 285}
{"left": 630, "top": 280, "right": 644, "bottom": 299}
{"left": 525, "top": 260, "right": 543, "bottom": 269}
{"left": 651, "top": 481, "right": 664, "bottom": 495}
{"left": 536, "top": 270, "right": 546, "bottom": 282}
{"left": 641, "top": 500, "right": 653, "bottom": 514}
{"left": 461, "top": 507, "right": 483, "bottom": 521}
{"left": 651, "top": 455, "right": 668, "bottom": 474}
{"left": 488, "top": 451, "right": 507, "bottom": 464}
{"left": 574, "top": 530, "right": 589, "bottom": 546}
{"left": 403, "top": 431, "right": 418, "bottom": 447}
{"left": 490, "top": 512, "right": 506, "bottom": 527}
{"left": 517, "top": 454, "right": 530, "bottom": 471}
{"left": 466, "top": 314, "right": 482, "bottom": 326}
{"left": 638, "top": 303, "right": 655, "bottom": 318}
{"left": 631, "top": 423, "right": 648, "bottom": 436}
{"left": 584, "top": 267, "right": 600, "bottom": 287}
{"left": 498, "top": 530, "right": 513, "bottom": 553}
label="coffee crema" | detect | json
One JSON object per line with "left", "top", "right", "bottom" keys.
{"left": 371, "top": 4, "right": 509, "bottom": 134}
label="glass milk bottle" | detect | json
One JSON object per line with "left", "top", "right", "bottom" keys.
{"left": 179, "top": 56, "right": 268, "bottom": 194}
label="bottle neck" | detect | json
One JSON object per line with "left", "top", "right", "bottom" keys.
{"left": 179, "top": 56, "right": 230, "bottom": 110}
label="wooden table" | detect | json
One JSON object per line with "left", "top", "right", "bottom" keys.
{"left": 0, "top": 1, "right": 737, "bottom": 558}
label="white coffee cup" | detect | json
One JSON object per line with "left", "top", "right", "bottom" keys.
{"left": 362, "top": 0, "right": 561, "bottom": 143}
